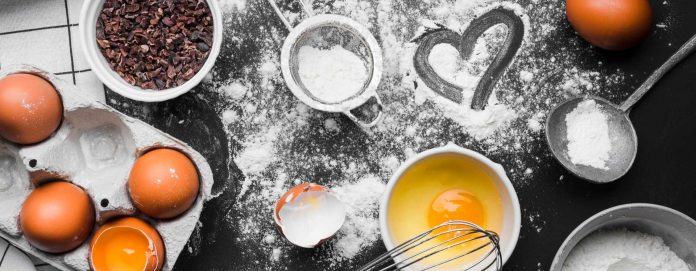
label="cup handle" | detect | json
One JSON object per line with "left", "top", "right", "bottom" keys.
{"left": 344, "top": 94, "right": 384, "bottom": 128}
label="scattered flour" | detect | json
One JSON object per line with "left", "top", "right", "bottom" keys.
{"left": 562, "top": 229, "right": 690, "bottom": 271}
{"left": 220, "top": 81, "right": 248, "bottom": 100}
{"left": 527, "top": 117, "right": 542, "bottom": 132}
{"left": 187, "top": 0, "right": 631, "bottom": 269}
{"left": 331, "top": 176, "right": 386, "bottom": 259}
{"left": 565, "top": 100, "right": 611, "bottom": 169}
{"left": 234, "top": 125, "right": 281, "bottom": 198}
{"left": 298, "top": 45, "right": 369, "bottom": 103}
{"left": 218, "top": 0, "right": 246, "bottom": 11}
{"left": 324, "top": 118, "right": 340, "bottom": 133}
{"left": 519, "top": 70, "right": 534, "bottom": 82}
{"left": 415, "top": 26, "right": 517, "bottom": 140}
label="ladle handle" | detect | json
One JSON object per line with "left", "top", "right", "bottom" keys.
{"left": 620, "top": 33, "right": 696, "bottom": 112}
{"left": 267, "top": 0, "right": 315, "bottom": 31}
{"left": 344, "top": 95, "right": 384, "bottom": 128}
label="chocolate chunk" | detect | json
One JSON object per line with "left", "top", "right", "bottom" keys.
{"left": 96, "top": 0, "right": 213, "bottom": 90}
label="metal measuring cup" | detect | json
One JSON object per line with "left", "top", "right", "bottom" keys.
{"left": 267, "top": 0, "right": 384, "bottom": 127}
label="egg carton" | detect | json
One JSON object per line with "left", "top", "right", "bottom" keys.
{"left": 0, "top": 64, "right": 214, "bottom": 271}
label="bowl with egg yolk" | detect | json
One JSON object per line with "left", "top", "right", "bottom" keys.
{"left": 379, "top": 144, "right": 521, "bottom": 270}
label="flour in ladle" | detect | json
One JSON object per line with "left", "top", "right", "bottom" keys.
{"left": 565, "top": 100, "right": 611, "bottom": 169}
{"left": 298, "top": 45, "right": 368, "bottom": 103}
{"left": 562, "top": 229, "right": 690, "bottom": 271}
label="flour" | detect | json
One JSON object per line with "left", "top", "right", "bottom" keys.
{"left": 186, "top": 0, "right": 633, "bottom": 269}
{"left": 411, "top": 24, "right": 517, "bottom": 140}
{"left": 331, "top": 176, "right": 386, "bottom": 259}
{"left": 562, "top": 229, "right": 690, "bottom": 271}
{"left": 220, "top": 81, "right": 248, "bottom": 100}
{"left": 565, "top": 100, "right": 611, "bottom": 169}
{"left": 218, "top": 0, "right": 246, "bottom": 11}
{"left": 298, "top": 45, "right": 369, "bottom": 103}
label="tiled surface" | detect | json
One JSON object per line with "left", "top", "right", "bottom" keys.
{"left": 0, "top": 0, "right": 105, "bottom": 102}
{"left": 0, "top": 29, "right": 74, "bottom": 73}
{"left": 66, "top": 0, "right": 83, "bottom": 23}
{"left": 0, "top": 0, "right": 66, "bottom": 33}
{"left": 0, "top": 0, "right": 103, "bottom": 270}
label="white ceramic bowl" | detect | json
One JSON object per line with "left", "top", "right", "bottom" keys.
{"left": 79, "top": 0, "right": 223, "bottom": 102}
{"left": 550, "top": 203, "right": 696, "bottom": 271}
{"left": 379, "top": 144, "right": 521, "bottom": 268}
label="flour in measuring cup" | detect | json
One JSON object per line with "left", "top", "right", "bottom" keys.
{"left": 298, "top": 45, "right": 369, "bottom": 103}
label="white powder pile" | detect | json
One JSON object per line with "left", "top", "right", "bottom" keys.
{"left": 562, "top": 229, "right": 690, "bottom": 271}
{"left": 218, "top": 0, "right": 246, "bottom": 11}
{"left": 565, "top": 100, "right": 611, "bottom": 169}
{"left": 298, "top": 45, "right": 369, "bottom": 103}
{"left": 331, "top": 176, "right": 386, "bottom": 259}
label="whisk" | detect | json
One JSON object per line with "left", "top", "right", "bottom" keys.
{"left": 358, "top": 221, "right": 502, "bottom": 271}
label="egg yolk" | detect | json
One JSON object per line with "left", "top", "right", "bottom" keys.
{"left": 91, "top": 227, "right": 151, "bottom": 271}
{"left": 428, "top": 189, "right": 485, "bottom": 229}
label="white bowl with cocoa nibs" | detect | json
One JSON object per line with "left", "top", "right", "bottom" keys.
{"left": 80, "top": 0, "right": 223, "bottom": 102}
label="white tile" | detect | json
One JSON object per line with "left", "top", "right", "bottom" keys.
{"left": 0, "top": 28, "right": 72, "bottom": 73}
{"left": 0, "top": 0, "right": 66, "bottom": 33}
{"left": 69, "top": 26, "right": 90, "bottom": 71}
{"left": 66, "top": 0, "right": 84, "bottom": 24}
{"left": 0, "top": 246, "right": 35, "bottom": 271}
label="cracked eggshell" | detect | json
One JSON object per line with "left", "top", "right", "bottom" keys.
{"left": 90, "top": 217, "right": 164, "bottom": 271}
{"left": 274, "top": 183, "right": 346, "bottom": 248}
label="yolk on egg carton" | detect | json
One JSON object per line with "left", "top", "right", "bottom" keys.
{"left": 0, "top": 64, "right": 214, "bottom": 271}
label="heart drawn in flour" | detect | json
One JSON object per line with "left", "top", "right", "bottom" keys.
{"left": 413, "top": 6, "right": 525, "bottom": 111}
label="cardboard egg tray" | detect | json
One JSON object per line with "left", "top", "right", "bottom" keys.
{"left": 0, "top": 65, "right": 214, "bottom": 271}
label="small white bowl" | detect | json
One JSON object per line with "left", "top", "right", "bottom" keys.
{"left": 379, "top": 144, "right": 521, "bottom": 268}
{"left": 79, "top": 0, "right": 223, "bottom": 102}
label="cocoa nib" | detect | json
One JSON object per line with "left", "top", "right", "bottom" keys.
{"left": 96, "top": 0, "right": 214, "bottom": 90}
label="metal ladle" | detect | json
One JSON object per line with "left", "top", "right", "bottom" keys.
{"left": 546, "top": 33, "right": 696, "bottom": 183}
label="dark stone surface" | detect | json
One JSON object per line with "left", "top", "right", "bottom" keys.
{"left": 106, "top": 0, "right": 696, "bottom": 270}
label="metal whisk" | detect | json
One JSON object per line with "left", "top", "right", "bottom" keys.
{"left": 359, "top": 221, "right": 502, "bottom": 271}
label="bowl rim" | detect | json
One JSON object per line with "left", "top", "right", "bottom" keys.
{"left": 549, "top": 203, "right": 696, "bottom": 270}
{"left": 78, "top": 0, "right": 223, "bottom": 102}
{"left": 280, "top": 14, "right": 383, "bottom": 113}
{"left": 378, "top": 144, "right": 522, "bottom": 267}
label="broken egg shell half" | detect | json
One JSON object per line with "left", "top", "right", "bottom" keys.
{"left": 274, "top": 183, "right": 347, "bottom": 248}
{"left": 90, "top": 217, "right": 165, "bottom": 271}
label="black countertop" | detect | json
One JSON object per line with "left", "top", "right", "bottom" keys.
{"left": 106, "top": 0, "right": 696, "bottom": 270}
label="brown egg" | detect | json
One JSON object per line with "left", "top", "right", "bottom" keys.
{"left": 0, "top": 73, "right": 63, "bottom": 144}
{"left": 90, "top": 217, "right": 165, "bottom": 271}
{"left": 128, "top": 148, "right": 199, "bottom": 219}
{"left": 566, "top": 0, "right": 652, "bottom": 51}
{"left": 20, "top": 181, "right": 94, "bottom": 253}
